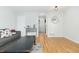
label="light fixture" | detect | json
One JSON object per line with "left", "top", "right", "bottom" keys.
{"left": 49, "top": 6, "right": 64, "bottom": 12}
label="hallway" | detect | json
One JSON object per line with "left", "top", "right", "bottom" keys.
{"left": 37, "top": 33, "right": 79, "bottom": 53}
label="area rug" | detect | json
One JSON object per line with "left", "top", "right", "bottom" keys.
{"left": 31, "top": 43, "right": 43, "bottom": 53}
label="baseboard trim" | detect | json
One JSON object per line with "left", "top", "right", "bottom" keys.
{"left": 37, "top": 33, "right": 79, "bottom": 44}
{"left": 48, "top": 36, "right": 64, "bottom": 37}
{"left": 64, "top": 36, "right": 79, "bottom": 44}
{"left": 48, "top": 36, "right": 79, "bottom": 44}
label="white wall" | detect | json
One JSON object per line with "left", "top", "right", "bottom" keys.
{"left": 16, "top": 12, "right": 39, "bottom": 36}
{"left": 0, "top": 7, "right": 16, "bottom": 29}
{"left": 63, "top": 7, "right": 79, "bottom": 43}
{"left": 46, "top": 11, "right": 64, "bottom": 37}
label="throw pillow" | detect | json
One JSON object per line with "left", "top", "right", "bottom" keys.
{"left": 0, "top": 30, "right": 3, "bottom": 38}
{"left": 5, "top": 29, "right": 12, "bottom": 37}
{"left": 10, "top": 29, "right": 16, "bottom": 35}
{"left": 1, "top": 30, "right": 5, "bottom": 38}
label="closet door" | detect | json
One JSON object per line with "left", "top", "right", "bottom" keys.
{"left": 16, "top": 16, "right": 26, "bottom": 36}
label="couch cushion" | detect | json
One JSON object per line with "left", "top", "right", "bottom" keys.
{"left": 0, "top": 31, "right": 21, "bottom": 47}
{"left": 0, "top": 37, "right": 11, "bottom": 46}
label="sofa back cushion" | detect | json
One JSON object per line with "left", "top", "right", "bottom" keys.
{"left": 0, "top": 29, "right": 12, "bottom": 38}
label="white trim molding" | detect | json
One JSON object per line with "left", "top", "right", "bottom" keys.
{"left": 64, "top": 36, "right": 79, "bottom": 44}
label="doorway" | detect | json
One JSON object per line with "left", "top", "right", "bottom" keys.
{"left": 38, "top": 16, "right": 46, "bottom": 34}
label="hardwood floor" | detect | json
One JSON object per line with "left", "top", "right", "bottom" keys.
{"left": 36, "top": 33, "right": 79, "bottom": 53}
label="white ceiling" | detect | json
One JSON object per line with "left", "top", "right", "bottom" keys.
{"left": 8, "top": 6, "right": 50, "bottom": 13}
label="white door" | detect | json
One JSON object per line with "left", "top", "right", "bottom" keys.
{"left": 16, "top": 16, "right": 26, "bottom": 36}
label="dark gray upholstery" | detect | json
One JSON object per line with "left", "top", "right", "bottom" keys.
{"left": 4, "top": 36, "right": 35, "bottom": 53}
{"left": 0, "top": 31, "right": 21, "bottom": 47}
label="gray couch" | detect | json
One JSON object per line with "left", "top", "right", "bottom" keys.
{"left": 0, "top": 31, "right": 21, "bottom": 47}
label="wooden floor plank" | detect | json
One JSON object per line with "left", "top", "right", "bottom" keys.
{"left": 37, "top": 33, "right": 79, "bottom": 53}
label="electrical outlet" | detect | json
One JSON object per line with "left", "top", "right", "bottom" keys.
{"left": 50, "top": 32, "right": 55, "bottom": 35}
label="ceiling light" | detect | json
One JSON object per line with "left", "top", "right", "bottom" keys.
{"left": 49, "top": 6, "right": 64, "bottom": 11}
